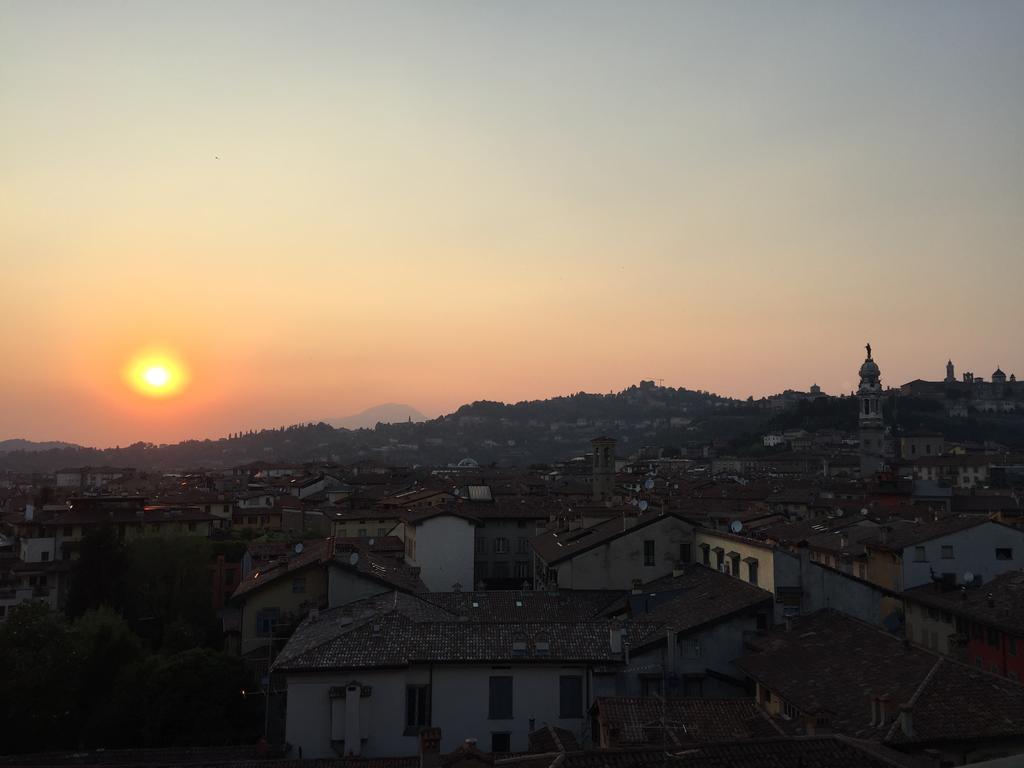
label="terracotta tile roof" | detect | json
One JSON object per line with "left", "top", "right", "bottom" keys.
{"left": 903, "top": 569, "right": 1024, "bottom": 637}
{"left": 604, "top": 564, "right": 773, "bottom": 644}
{"left": 496, "top": 737, "right": 918, "bottom": 768}
{"left": 418, "top": 590, "right": 622, "bottom": 623}
{"left": 737, "top": 612, "right": 930, "bottom": 736}
{"left": 231, "top": 538, "right": 334, "bottom": 600}
{"left": 531, "top": 511, "right": 693, "bottom": 566}
{"left": 882, "top": 655, "right": 1024, "bottom": 746}
{"left": 273, "top": 591, "right": 656, "bottom": 672}
{"left": 592, "top": 697, "right": 784, "bottom": 746}
{"left": 860, "top": 516, "right": 998, "bottom": 551}
{"left": 737, "top": 610, "right": 1024, "bottom": 746}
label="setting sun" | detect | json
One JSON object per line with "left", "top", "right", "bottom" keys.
{"left": 126, "top": 353, "right": 188, "bottom": 398}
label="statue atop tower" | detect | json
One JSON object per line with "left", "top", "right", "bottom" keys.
{"left": 858, "top": 343, "right": 885, "bottom": 478}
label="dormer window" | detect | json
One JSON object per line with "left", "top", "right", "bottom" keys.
{"left": 512, "top": 635, "right": 527, "bottom": 657}
{"left": 534, "top": 634, "right": 550, "bottom": 656}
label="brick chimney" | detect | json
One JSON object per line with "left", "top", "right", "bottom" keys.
{"left": 419, "top": 728, "right": 441, "bottom": 768}
{"left": 877, "top": 694, "right": 891, "bottom": 728}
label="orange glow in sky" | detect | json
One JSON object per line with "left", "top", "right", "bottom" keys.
{"left": 2, "top": 2, "right": 1023, "bottom": 448}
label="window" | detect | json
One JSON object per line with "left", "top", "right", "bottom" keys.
{"left": 514, "top": 561, "right": 529, "bottom": 578}
{"left": 756, "top": 613, "right": 767, "bottom": 630}
{"left": 700, "top": 544, "right": 710, "bottom": 567}
{"left": 41, "top": 551, "right": 50, "bottom": 562}
{"left": 1010, "top": 638, "right": 1018, "bottom": 656}
{"left": 914, "top": 546, "right": 926, "bottom": 562}
{"left": 489, "top": 676, "right": 513, "bottom": 719}
{"left": 378, "top": 528, "right": 386, "bottom": 536}
{"left": 679, "top": 541, "right": 692, "bottom": 563}
{"left": 644, "top": 540, "right": 655, "bottom": 567}
{"left": 256, "top": 608, "right": 281, "bottom": 636}
{"left": 997, "top": 548, "right": 1013, "bottom": 560}
{"left": 492, "top": 561, "right": 509, "bottom": 578}
{"left": 559, "top": 675, "right": 583, "bottom": 718}
{"left": 476, "top": 538, "right": 488, "bottom": 555}
{"left": 495, "top": 537, "right": 509, "bottom": 554}
{"left": 941, "top": 545, "right": 954, "bottom": 559}
{"left": 188, "top": 521, "right": 197, "bottom": 532}
{"left": 292, "top": 577, "right": 306, "bottom": 594}
{"left": 491, "top": 733, "right": 511, "bottom": 753}
{"left": 730, "top": 554, "right": 740, "bottom": 577}
{"left": 0, "top": 606, "right": 5, "bottom": 618}
{"left": 748, "top": 560, "right": 759, "bottom": 585}
{"left": 357, "top": 528, "right": 367, "bottom": 537}
{"left": 515, "top": 537, "right": 528, "bottom": 554}
{"left": 988, "top": 627, "right": 1000, "bottom": 648}
{"left": 782, "top": 701, "right": 799, "bottom": 720}
{"left": 405, "top": 685, "right": 430, "bottom": 730}
{"left": 517, "top": 520, "right": 527, "bottom": 528}
{"left": 641, "top": 675, "right": 662, "bottom": 697}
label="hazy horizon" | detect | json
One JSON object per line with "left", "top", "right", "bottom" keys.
{"left": 3, "top": 1, "right": 1023, "bottom": 446}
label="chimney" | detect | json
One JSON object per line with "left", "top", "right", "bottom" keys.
{"left": 609, "top": 626, "right": 623, "bottom": 654}
{"left": 877, "top": 694, "right": 890, "bottom": 728}
{"left": 839, "top": 534, "right": 848, "bottom": 550}
{"left": 899, "top": 704, "right": 914, "bottom": 739}
{"left": 419, "top": 728, "right": 441, "bottom": 768}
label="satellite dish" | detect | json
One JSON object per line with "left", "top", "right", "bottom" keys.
{"left": 963, "top": 571, "right": 974, "bottom": 584}
{"left": 644, "top": 478, "right": 655, "bottom": 491}
{"left": 638, "top": 500, "right": 649, "bottom": 512}
{"left": 630, "top": 498, "right": 639, "bottom": 507}
{"left": 730, "top": 520, "right": 744, "bottom": 534}
{"left": 860, "top": 508, "right": 869, "bottom": 516}
{"left": 349, "top": 552, "right": 359, "bottom": 566}
{"left": 368, "top": 537, "right": 375, "bottom": 546}
{"left": 294, "top": 542, "right": 304, "bottom": 554}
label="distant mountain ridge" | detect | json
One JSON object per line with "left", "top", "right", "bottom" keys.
{"left": 0, "top": 438, "right": 82, "bottom": 454}
{"left": 328, "top": 403, "right": 427, "bottom": 430}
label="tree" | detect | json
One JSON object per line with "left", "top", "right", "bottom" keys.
{"left": 110, "top": 648, "right": 260, "bottom": 747}
{"left": 124, "top": 536, "right": 216, "bottom": 649}
{"left": 0, "top": 603, "right": 77, "bottom": 752}
{"left": 69, "top": 607, "right": 144, "bottom": 746}
{"left": 66, "top": 525, "right": 129, "bottom": 618}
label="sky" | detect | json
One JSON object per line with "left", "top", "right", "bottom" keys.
{"left": 2, "top": 1, "right": 1023, "bottom": 447}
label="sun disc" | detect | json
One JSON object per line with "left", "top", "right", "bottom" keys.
{"left": 125, "top": 353, "right": 188, "bottom": 397}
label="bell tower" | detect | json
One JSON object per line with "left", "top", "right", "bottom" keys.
{"left": 591, "top": 436, "right": 616, "bottom": 502}
{"left": 858, "top": 343, "right": 885, "bottom": 477}
{"left": 945, "top": 359, "right": 955, "bottom": 384}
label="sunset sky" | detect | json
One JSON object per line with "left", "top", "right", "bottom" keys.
{"left": 3, "top": 1, "right": 1023, "bottom": 447}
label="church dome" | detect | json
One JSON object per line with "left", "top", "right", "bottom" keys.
{"left": 993, "top": 367, "right": 1006, "bottom": 379}
{"left": 859, "top": 358, "right": 880, "bottom": 379}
